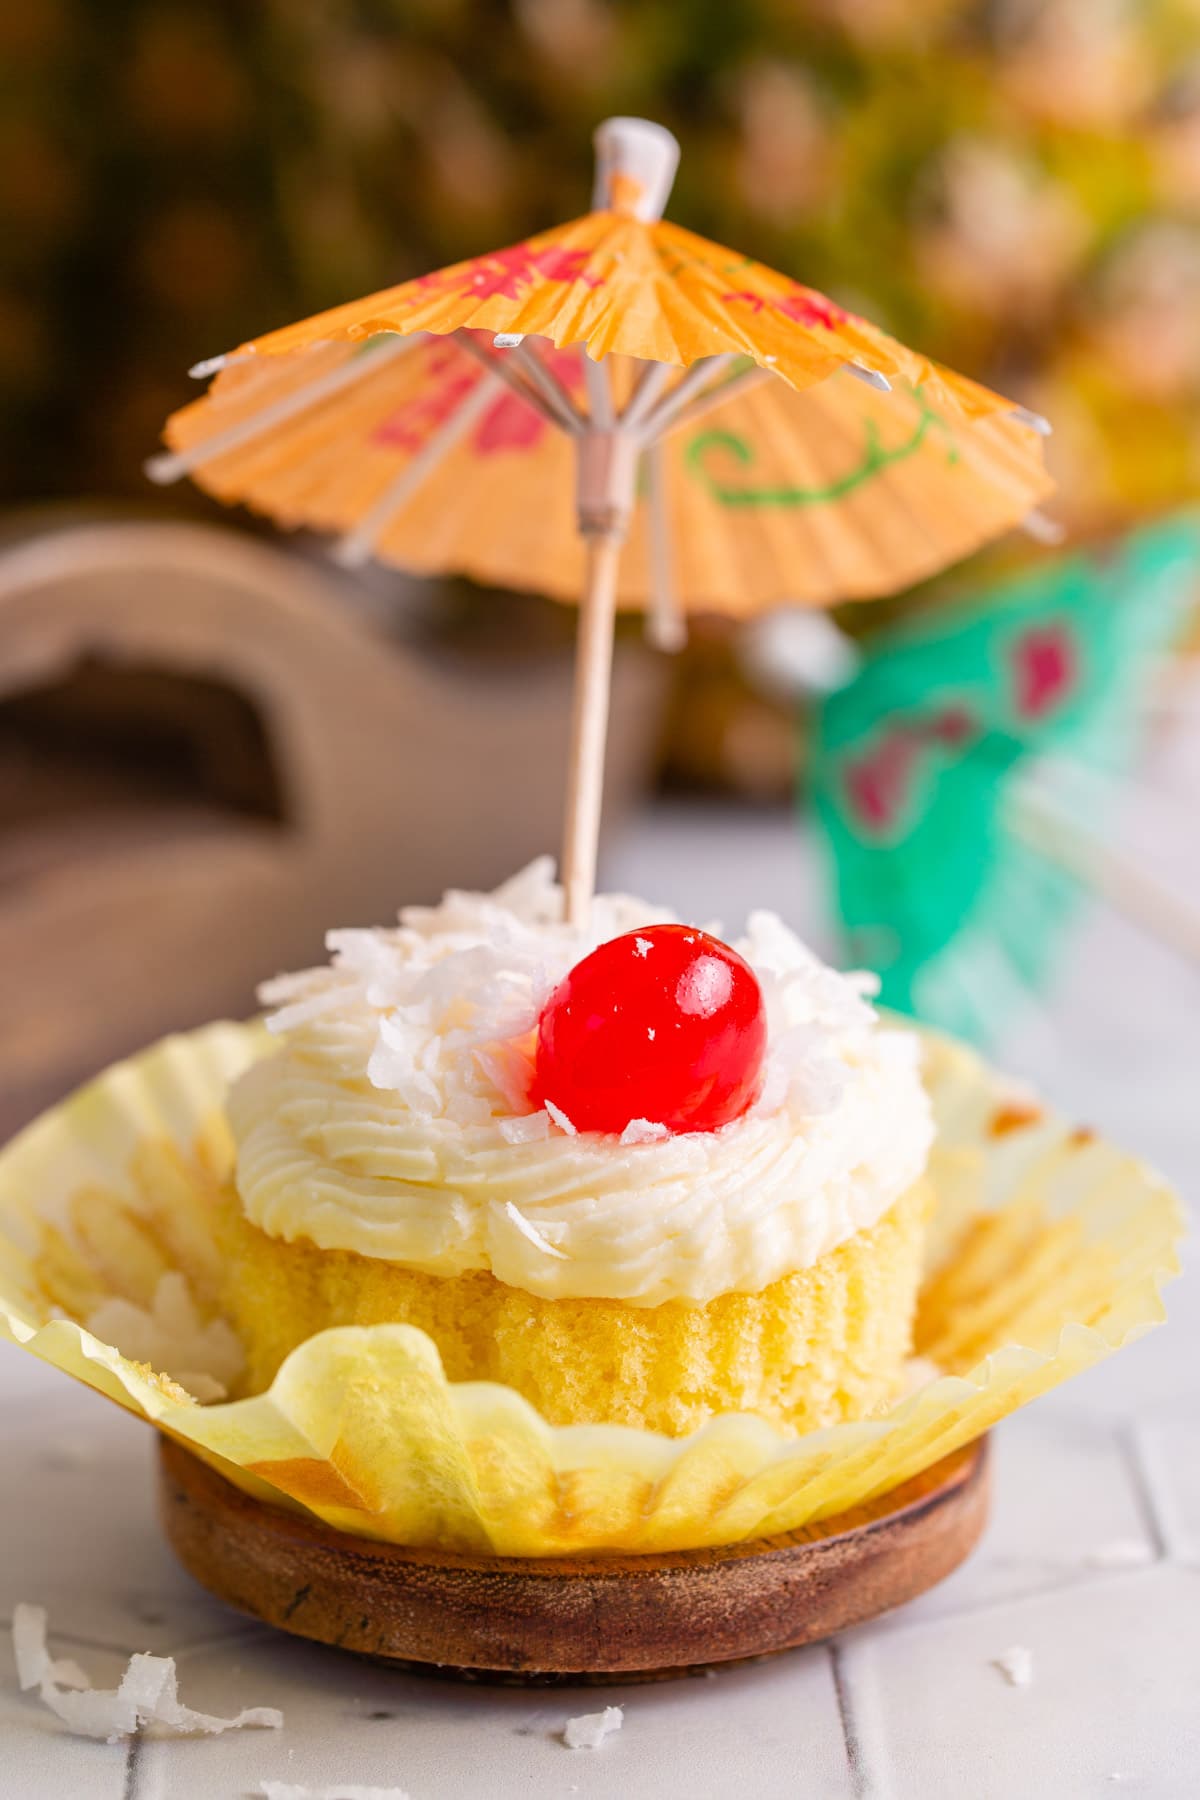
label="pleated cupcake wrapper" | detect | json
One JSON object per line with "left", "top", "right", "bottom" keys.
{"left": 0, "top": 1022, "right": 1181, "bottom": 1556}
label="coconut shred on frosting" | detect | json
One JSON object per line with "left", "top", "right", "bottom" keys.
{"left": 227, "top": 860, "right": 933, "bottom": 1306}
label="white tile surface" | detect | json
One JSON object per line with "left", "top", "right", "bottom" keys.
{"left": 895, "top": 1410, "right": 1157, "bottom": 1626}
{"left": 0, "top": 1619, "right": 134, "bottom": 1800}
{"left": 139, "top": 1632, "right": 848, "bottom": 1800}
{"left": 1134, "top": 1419, "right": 1200, "bottom": 1566}
{"left": 860, "top": 1567, "right": 1200, "bottom": 1800}
{"left": 0, "top": 1392, "right": 244, "bottom": 1656}
{"left": 1, "top": 802, "right": 1196, "bottom": 1798}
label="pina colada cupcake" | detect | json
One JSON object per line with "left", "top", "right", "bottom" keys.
{"left": 221, "top": 860, "right": 933, "bottom": 1437}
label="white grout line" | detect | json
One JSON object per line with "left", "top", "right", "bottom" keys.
{"left": 829, "top": 1637, "right": 896, "bottom": 1800}
{"left": 121, "top": 1729, "right": 145, "bottom": 1800}
{"left": 1125, "top": 1422, "right": 1193, "bottom": 1564}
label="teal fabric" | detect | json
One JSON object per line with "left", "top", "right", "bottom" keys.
{"left": 810, "top": 515, "right": 1200, "bottom": 1044}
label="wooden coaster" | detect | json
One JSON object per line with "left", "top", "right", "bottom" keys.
{"left": 158, "top": 1434, "right": 989, "bottom": 1682}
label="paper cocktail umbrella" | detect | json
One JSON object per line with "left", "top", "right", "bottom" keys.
{"left": 151, "top": 117, "right": 1053, "bottom": 922}
{"left": 810, "top": 513, "right": 1200, "bottom": 1043}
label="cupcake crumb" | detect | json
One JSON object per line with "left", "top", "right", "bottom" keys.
{"left": 563, "top": 1704, "right": 623, "bottom": 1749}
{"left": 992, "top": 1646, "right": 1034, "bottom": 1688}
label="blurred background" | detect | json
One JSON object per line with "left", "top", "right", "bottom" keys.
{"left": 3, "top": 0, "right": 1200, "bottom": 1151}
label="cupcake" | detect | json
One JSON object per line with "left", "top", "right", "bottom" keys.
{"left": 218, "top": 860, "right": 934, "bottom": 1438}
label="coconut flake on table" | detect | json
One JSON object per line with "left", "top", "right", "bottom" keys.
{"left": 12, "top": 1604, "right": 282, "bottom": 1743}
{"left": 1083, "top": 1538, "right": 1154, "bottom": 1570}
{"left": 84, "top": 1270, "right": 244, "bottom": 1403}
{"left": 259, "top": 1786, "right": 411, "bottom": 1800}
{"left": 256, "top": 858, "right": 909, "bottom": 1141}
{"left": 992, "top": 1646, "right": 1034, "bottom": 1688}
{"left": 563, "top": 1704, "right": 624, "bottom": 1749}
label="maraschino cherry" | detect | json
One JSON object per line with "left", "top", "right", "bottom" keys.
{"left": 532, "top": 924, "right": 767, "bottom": 1136}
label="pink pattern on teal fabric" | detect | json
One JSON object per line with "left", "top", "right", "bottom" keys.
{"left": 843, "top": 705, "right": 981, "bottom": 837}
{"left": 1013, "top": 625, "right": 1075, "bottom": 720}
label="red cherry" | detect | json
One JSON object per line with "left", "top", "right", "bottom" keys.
{"left": 532, "top": 924, "right": 767, "bottom": 1136}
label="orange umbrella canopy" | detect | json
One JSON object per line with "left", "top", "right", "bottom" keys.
{"left": 160, "top": 331, "right": 1051, "bottom": 619}
{"left": 152, "top": 116, "right": 1054, "bottom": 918}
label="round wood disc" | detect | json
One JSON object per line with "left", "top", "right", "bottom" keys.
{"left": 158, "top": 1434, "right": 989, "bottom": 1682}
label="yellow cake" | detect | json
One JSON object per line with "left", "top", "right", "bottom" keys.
{"left": 221, "top": 860, "right": 935, "bottom": 1437}
{"left": 219, "top": 1181, "right": 930, "bottom": 1434}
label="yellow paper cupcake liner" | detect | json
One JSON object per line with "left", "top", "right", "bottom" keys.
{"left": 0, "top": 1022, "right": 1181, "bottom": 1556}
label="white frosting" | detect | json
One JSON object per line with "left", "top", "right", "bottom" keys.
{"left": 228, "top": 860, "right": 933, "bottom": 1306}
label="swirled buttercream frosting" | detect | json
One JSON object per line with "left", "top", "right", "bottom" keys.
{"left": 228, "top": 860, "right": 933, "bottom": 1305}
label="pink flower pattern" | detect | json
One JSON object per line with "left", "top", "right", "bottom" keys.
{"left": 373, "top": 339, "right": 585, "bottom": 459}
{"left": 414, "top": 242, "right": 602, "bottom": 306}
{"left": 721, "top": 285, "right": 852, "bottom": 332}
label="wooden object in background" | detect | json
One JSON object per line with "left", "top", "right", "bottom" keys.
{"left": 159, "top": 1434, "right": 990, "bottom": 1682}
{"left": 0, "top": 520, "right": 662, "bottom": 1139}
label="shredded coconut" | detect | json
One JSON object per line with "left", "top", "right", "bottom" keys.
{"left": 676, "top": 954, "right": 733, "bottom": 1018}
{"left": 992, "top": 1646, "right": 1034, "bottom": 1688}
{"left": 504, "top": 1201, "right": 568, "bottom": 1259}
{"left": 497, "top": 1111, "right": 551, "bottom": 1146}
{"left": 233, "top": 861, "right": 933, "bottom": 1305}
{"left": 85, "top": 1272, "right": 244, "bottom": 1402}
{"left": 620, "top": 1118, "right": 669, "bottom": 1145}
{"left": 12, "top": 1605, "right": 282, "bottom": 1743}
{"left": 563, "top": 1704, "right": 624, "bottom": 1749}
{"left": 254, "top": 859, "right": 886, "bottom": 1136}
{"left": 544, "top": 1098, "right": 577, "bottom": 1137}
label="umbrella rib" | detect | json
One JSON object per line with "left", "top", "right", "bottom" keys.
{"left": 333, "top": 368, "right": 506, "bottom": 568}
{"left": 507, "top": 340, "right": 586, "bottom": 433}
{"left": 145, "top": 333, "right": 422, "bottom": 484}
{"left": 583, "top": 350, "right": 615, "bottom": 430}
{"left": 452, "top": 330, "right": 572, "bottom": 433}
{"left": 620, "top": 360, "right": 674, "bottom": 431}
{"left": 638, "top": 354, "right": 738, "bottom": 438}
{"left": 1022, "top": 508, "right": 1065, "bottom": 545}
{"left": 644, "top": 438, "right": 685, "bottom": 651}
{"left": 648, "top": 360, "right": 775, "bottom": 442}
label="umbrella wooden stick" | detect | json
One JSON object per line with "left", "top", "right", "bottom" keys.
{"left": 562, "top": 530, "right": 624, "bottom": 924}
{"left": 145, "top": 333, "right": 420, "bottom": 484}
{"left": 556, "top": 117, "right": 685, "bottom": 922}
